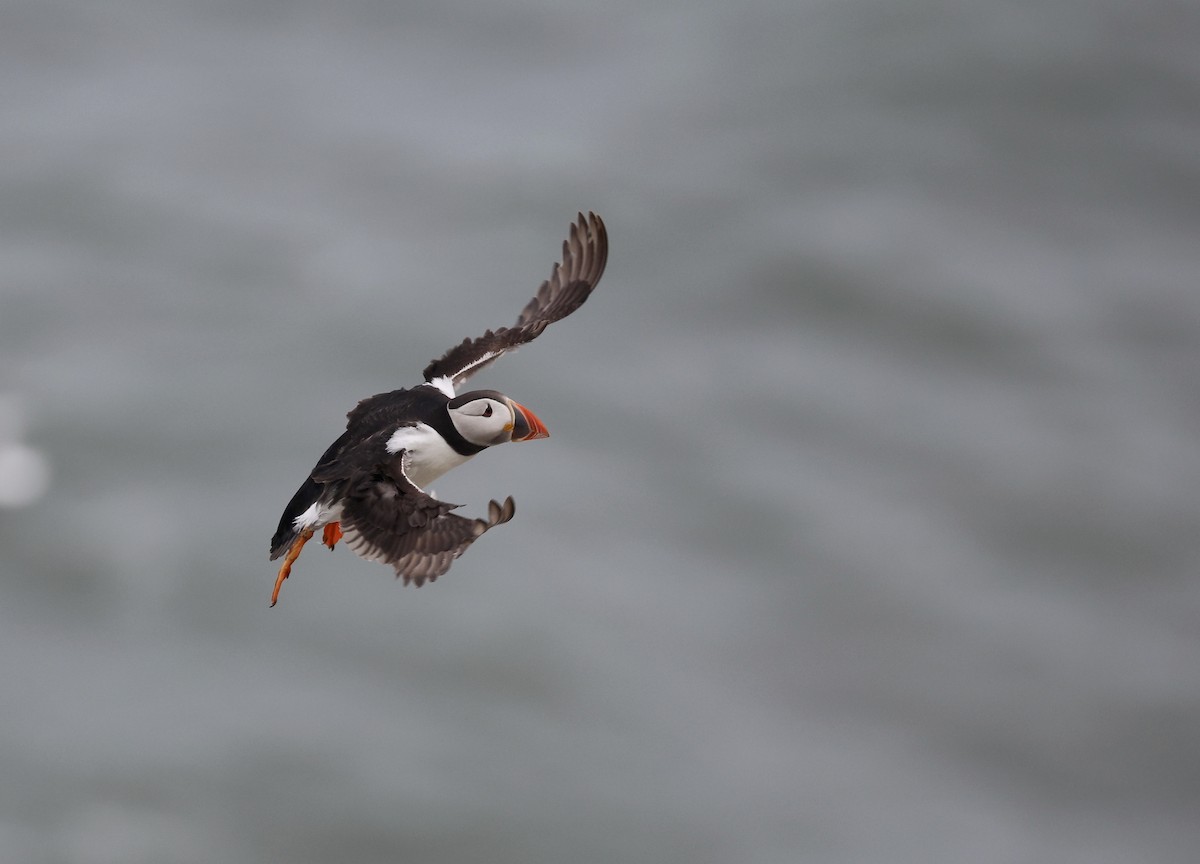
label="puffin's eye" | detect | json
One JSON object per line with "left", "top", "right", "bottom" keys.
{"left": 483, "top": 404, "right": 493, "bottom": 418}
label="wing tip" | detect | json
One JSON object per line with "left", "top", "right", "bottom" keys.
{"left": 487, "top": 495, "right": 517, "bottom": 526}
{"left": 572, "top": 211, "right": 607, "bottom": 285}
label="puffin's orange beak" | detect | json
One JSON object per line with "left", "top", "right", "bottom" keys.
{"left": 509, "top": 400, "right": 549, "bottom": 441}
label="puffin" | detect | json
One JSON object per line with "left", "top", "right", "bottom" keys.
{"left": 268, "top": 211, "right": 607, "bottom": 606}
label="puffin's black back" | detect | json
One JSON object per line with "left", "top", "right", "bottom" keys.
{"left": 344, "top": 387, "right": 444, "bottom": 435}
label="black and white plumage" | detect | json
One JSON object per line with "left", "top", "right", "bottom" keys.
{"left": 268, "top": 212, "right": 607, "bottom": 605}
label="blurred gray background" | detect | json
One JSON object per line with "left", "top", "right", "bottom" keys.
{"left": 3, "top": 1, "right": 1200, "bottom": 862}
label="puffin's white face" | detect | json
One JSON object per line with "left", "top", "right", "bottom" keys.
{"left": 448, "top": 391, "right": 549, "bottom": 448}
{"left": 449, "top": 395, "right": 514, "bottom": 447}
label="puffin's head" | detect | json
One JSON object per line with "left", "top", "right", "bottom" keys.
{"left": 447, "top": 389, "right": 549, "bottom": 448}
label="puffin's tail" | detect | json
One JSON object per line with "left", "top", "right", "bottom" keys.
{"left": 270, "top": 476, "right": 322, "bottom": 560}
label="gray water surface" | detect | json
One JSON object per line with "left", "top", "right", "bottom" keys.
{"left": 2, "top": 2, "right": 1199, "bottom": 862}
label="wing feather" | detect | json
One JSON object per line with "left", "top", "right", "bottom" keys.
{"left": 422, "top": 212, "right": 607, "bottom": 393}
{"left": 336, "top": 451, "right": 516, "bottom": 586}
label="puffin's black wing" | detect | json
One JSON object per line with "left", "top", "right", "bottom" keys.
{"left": 422, "top": 212, "right": 608, "bottom": 395}
{"left": 335, "top": 451, "right": 516, "bottom": 586}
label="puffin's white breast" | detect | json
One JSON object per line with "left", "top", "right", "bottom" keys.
{"left": 385, "top": 422, "right": 474, "bottom": 488}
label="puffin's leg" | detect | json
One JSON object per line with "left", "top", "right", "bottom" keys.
{"left": 322, "top": 522, "right": 342, "bottom": 550}
{"left": 271, "top": 528, "right": 314, "bottom": 607}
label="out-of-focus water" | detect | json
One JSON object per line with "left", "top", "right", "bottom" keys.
{"left": 3, "top": 1, "right": 1199, "bottom": 862}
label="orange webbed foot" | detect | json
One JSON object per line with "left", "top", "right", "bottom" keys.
{"left": 322, "top": 521, "right": 342, "bottom": 550}
{"left": 271, "top": 528, "right": 314, "bottom": 607}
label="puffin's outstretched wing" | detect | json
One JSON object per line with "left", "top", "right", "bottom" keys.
{"left": 335, "top": 452, "right": 516, "bottom": 586}
{"left": 423, "top": 212, "right": 607, "bottom": 396}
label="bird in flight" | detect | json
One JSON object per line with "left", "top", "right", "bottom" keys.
{"left": 269, "top": 212, "right": 608, "bottom": 606}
